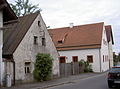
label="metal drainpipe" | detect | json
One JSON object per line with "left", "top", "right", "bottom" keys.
{"left": 99, "top": 49, "right": 102, "bottom": 72}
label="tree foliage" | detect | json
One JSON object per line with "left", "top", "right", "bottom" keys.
{"left": 113, "top": 52, "right": 120, "bottom": 65}
{"left": 79, "top": 60, "right": 93, "bottom": 72}
{"left": 33, "top": 53, "right": 53, "bottom": 81}
{"left": 10, "top": 0, "right": 41, "bottom": 16}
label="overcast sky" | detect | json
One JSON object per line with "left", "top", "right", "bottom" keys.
{"left": 8, "top": 0, "right": 120, "bottom": 54}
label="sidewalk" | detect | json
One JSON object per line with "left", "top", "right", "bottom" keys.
{"left": 1, "top": 73, "right": 104, "bottom": 89}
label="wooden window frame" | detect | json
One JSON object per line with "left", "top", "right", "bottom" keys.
{"left": 59, "top": 56, "right": 66, "bottom": 63}
{"left": 87, "top": 55, "right": 93, "bottom": 63}
{"left": 72, "top": 56, "right": 78, "bottom": 62}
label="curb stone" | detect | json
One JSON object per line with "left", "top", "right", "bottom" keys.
{"left": 34, "top": 81, "right": 73, "bottom": 89}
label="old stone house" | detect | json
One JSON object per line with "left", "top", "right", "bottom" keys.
{"left": 0, "top": 0, "right": 17, "bottom": 86}
{"left": 49, "top": 22, "right": 114, "bottom": 72}
{"left": 3, "top": 11, "right": 59, "bottom": 86}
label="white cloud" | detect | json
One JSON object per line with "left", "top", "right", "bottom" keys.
{"left": 8, "top": 0, "right": 120, "bottom": 53}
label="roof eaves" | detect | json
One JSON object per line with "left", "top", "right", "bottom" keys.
{"left": 57, "top": 45, "right": 101, "bottom": 51}
{"left": 57, "top": 44, "right": 101, "bottom": 48}
{"left": 105, "top": 25, "right": 114, "bottom": 44}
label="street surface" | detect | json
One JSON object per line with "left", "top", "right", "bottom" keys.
{"left": 1, "top": 73, "right": 120, "bottom": 89}
{"left": 47, "top": 73, "right": 119, "bottom": 89}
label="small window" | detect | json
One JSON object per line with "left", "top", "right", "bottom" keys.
{"left": 87, "top": 55, "right": 93, "bottom": 63}
{"left": 58, "top": 40, "right": 63, "bottom": 44}
{"left": 25, "top": 62, "right": 31, "bottom": 74}
{"left": 34, "top": 36, "right": 38, "bottom": 44}
{"left": 105, "top": 55, "right": 107, "bottom": 62}
{"left": 42, "top": 38, "right": 46, "bottom": 46}
{"left": 59, "top": 56, "right": 66, "bottom": 63}
{"left": 72, "top": 56, "right": 78, "bottom": 62}
{"left": 103, "top": 55, "right": 104, "bottom": 62}
{"left": 38, "top": 21, "right": 41, "bottom": 27}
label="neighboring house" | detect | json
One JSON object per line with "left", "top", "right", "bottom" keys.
{"left": 105, "top": 25, "right": 114, "bottom": 68}
{"left": 0, "top": 0, "right": 17, "bottom": 87}
{"left": 3, "top": 11, "right": 59, "bottom": 85}
{"left": 49, "top": 22, "right": 114, "bottom": 72}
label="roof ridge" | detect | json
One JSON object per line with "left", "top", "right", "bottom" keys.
{"left": 51, "top": 22, "right": 104, "bottom": 30}
{"left": 49, "top": 22, "right": 104, "bottom": 51}
{"left": 19, "top": 11, "right": 40, "bottom": 18}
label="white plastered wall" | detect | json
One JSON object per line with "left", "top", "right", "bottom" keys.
{"left": 59, "top": 48, "right": 101, "bottom": 72}
{"left": 100, "top": 25, "right": 109, "bottom": 72}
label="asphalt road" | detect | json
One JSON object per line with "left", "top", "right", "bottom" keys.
{"left": 47, "top": 73, "right": 119, "bottom": 89}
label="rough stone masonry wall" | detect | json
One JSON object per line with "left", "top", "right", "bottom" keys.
{"left": 13, "top": 13, "right": 59, "bottom": 83}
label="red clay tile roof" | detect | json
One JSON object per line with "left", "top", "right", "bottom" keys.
{"left": 3, "top": 11, "right": 39, "bottom": 56}
{"left": 105, "top": 25, "right": 114, "bottom": 44}
{"left": 49, "top": 22, "right": 104, "bottom": 51}
{"left": 0, "top": 0, "right": 17, "bottom": 22}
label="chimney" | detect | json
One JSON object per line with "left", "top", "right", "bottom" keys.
{"left": 69, "top": 23, "right": 74, "bottom": 28}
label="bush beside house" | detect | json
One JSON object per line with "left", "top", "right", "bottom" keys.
{"left": 79, "top": 60, "right": 93, "bottom": 73}
{"left": 33, "top": 53, "right": 53, "bottom": 81}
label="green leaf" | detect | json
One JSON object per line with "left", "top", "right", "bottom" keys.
{"left": 10, "top": 0, "right": 40, "bottom": 16}
{"left": 33, "top": 53, "right": 53, "bottom": 81}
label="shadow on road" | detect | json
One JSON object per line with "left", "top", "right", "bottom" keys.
{"left": 111, "top": 87, "right": 120, "bottom": 89}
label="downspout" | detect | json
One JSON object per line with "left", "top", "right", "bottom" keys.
{"left": 99, "top": 49, "right": 102, "bottom": 72}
